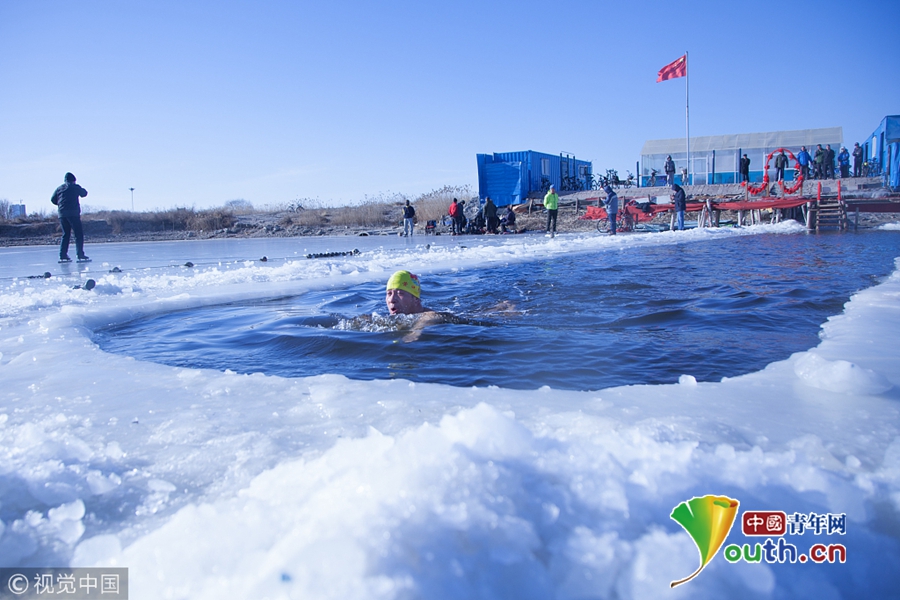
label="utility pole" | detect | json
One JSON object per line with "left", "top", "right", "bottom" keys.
{"left": 130, "top": 187, "right": 135, "bottom": 211}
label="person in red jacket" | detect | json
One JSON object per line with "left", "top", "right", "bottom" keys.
{"left": 448, "top": 198, "right": 461, "bottom": 235}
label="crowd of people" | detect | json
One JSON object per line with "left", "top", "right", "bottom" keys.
{"left": 410, "top": 142, "right": 873, "bottom": 239}
{"left": 738, "top": 142, "right": 867, "bottom": 183}
{"left": 801, "top": 143, "right": 866, "bottom": 180}
{"left": 443, "top": 197, "right": 520, "bottom": 236}
{"left": 436, "top": 180, "right": 676, "bottom": 239}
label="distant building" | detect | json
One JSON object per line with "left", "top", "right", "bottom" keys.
{"left": 477, "top": 151, "right": 593, "bottom": 206}
{"left": 8, "top": 204, "right": 26, "bottom": 219}
{"left": 860, "top": 115, "right": 899, "bottom": 188}
{"left": 641, "top": 127, "right": 843, "bottom": 185}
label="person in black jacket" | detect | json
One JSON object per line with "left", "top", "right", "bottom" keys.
{"left": 483, "top": 197, "right": 499, "bottom": 234}
{"left": 774, "top": 151, "right": 789, "bottom": 181}
{"left": 825, "top": 145, "right": 836, "bottom": 179}
{"left": 740, "top": 154, "right": 751, "bottom": 182}
{"left": 852, "top": 143, "right": 864, "bottom": 177}
{"left": 671, "top": 183, "right": 687, "bottom": 230}
{"left": 401, "top": 200, "right": 416, "bottom": 237}
{"left": 500, "top": 206, "right": 517, "bottom": 233}
{"left": 51, "top": 172, "right": 89, "bottom": 261}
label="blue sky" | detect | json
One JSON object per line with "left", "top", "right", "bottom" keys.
{"left": 1, "top": 0, "right": 897, "bottom": 212}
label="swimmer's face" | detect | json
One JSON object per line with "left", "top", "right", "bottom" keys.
{"left": 386, "top": 288, "right": 421, "bottom": 315}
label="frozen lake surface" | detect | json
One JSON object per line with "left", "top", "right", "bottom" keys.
{"left": 1, "top": 222, "right": 899, "bottom": 599}
{"left": 93, "top": 230, "right": 900, "bottom": 392}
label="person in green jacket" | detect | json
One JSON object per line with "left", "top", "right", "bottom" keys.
{"left": 544, "top": 185, "right": 559, "bottom": 237}
{"left": 813, "top": 145, "right": 825, "bottom": 180}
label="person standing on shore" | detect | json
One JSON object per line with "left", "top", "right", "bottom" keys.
{"left": 813, "top": 145, "right": 825, "bottom": 179}
{"left": 448, "top": 198, "right": 461, "bottom": 235}
{"left": 543, "top": 184, "right": 559, "bottom": 237}
{"left": 852, "top": 142, "right": 864, "bottom": 177}
{"left": 665, "top": 155, "right": 676, "bottom": 186}
{"left": 457, "top": 200, "right": 467, "bottom": 234}
{"left": 837, "top": 147, "right": 850, "bottom": 178}
{"left": 740, "top": 154, "right": 751, "bottom": 182}
{"left": 671, "top": 183, "right": 686, "bottom": 231}
{"left": 483, "top": 197, "right": 499, "bottom": 234}
{"left": 402, "top": 200, "right": 416, "bottom": 237}
{"left": 797, "top": 146, "right": 811, "bottom": 180}
{"left": 602, "top": 184, "right": 618, "bottom": 235}
{"left": 51, "top": 172, "right": 89, "bottom": 262}
{"left": 775, "top": 150, "right": 788, "bottom": 181}
{"left": 825, "top": 144, "right": 836, "bottom": 179}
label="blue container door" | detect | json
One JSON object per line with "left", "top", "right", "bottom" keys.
{"left": 484, "top": 162, "right": 523, "bottom": 206}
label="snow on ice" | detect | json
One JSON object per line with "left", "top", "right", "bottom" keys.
{"left": 0, "top": 222, "right": 898, "bottom": 599}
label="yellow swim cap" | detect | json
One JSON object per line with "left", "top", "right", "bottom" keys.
{"left": 386, "top": 270, "right": 421, "bottom": 298}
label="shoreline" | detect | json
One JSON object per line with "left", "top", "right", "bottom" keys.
{"left": 2, "top": 204, "right": 898, "bottom": 249}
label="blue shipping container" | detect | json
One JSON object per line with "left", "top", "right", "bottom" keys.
{"left": 861, "top": 115, "right": 900, "bottom": 188}
{"left": 477, "top": 151, "right": 593, "bottom": 206}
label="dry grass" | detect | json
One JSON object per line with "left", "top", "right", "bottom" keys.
{"left": 275, "top": 196, "right": 399, "bottom": 229}
{"left": 329, "top": 200, "right": 397, "bottom": 228}
{"left": 279, "top": 211, "right": 328, "bottom": 228}
{"left": 5, "top": 185, "right": 478, "bottom": 234}
{"left": 412, "top": 185, "right": 473, "bottom": 223}
{"left": 98, "top": 207, "right": 237, "bottom": 233}
{"left": 222, "top": 199, "right": 254, "bottom": 214}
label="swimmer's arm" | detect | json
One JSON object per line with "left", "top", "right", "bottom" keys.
{"left": 401, "top": 310, "right": 445, "bottom": 343}
{"left": 485, "top": 300, "right": 519, "bottom": 315}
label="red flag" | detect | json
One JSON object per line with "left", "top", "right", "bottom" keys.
{"left": 657, "top": 55, "right": 686, "bottom": 82}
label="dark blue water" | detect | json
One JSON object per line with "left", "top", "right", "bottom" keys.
{"left": 94, "top": 231, "right": 900, "bottom": 391}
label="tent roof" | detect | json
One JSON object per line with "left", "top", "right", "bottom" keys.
{"left": 641, "top": 127, "right": 843, "bottom": 155}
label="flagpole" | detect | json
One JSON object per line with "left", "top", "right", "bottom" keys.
{"left": 685, "top": 51, "right": 690, "bottom": 185}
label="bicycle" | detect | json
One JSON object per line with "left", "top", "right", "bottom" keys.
{"left": 606, "top": 169, "right": 621, "bottom": 189}
{"left": 863, "top": 158, "right": 881, "bottom": 177}
{"left": 596, "top": 210, "right": 635, "bottom": 233}
{"left": 562, "top": 175, "right": 583, "bottom": 191}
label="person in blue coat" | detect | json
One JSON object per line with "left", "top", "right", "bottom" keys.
{"left": 837, "top": 147, "right": 851, "bottom": 178}
{"left": 50, "top": 172, "right": 89, "bottom": 261}
{"left": 797, "top": 146, "right": 811, "bottom": 180}
{"left": 671, "top": 183, "right": 687, "bottom": 231}
{"left": 602, "top": 185, "right": 618, "bottom": 235}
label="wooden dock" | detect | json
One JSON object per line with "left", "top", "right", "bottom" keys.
{"left": 559, "top": 177, "right": 899, "bottom": 231}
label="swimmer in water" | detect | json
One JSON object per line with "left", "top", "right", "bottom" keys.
{"left": 340, "top": 270, "right": 515, "bottom": 342}
{"left": 385, "top": 270, "right": 427, "bottom": 315}
{"left": 385, "top": 270, "right": 446, "bottom": 341}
